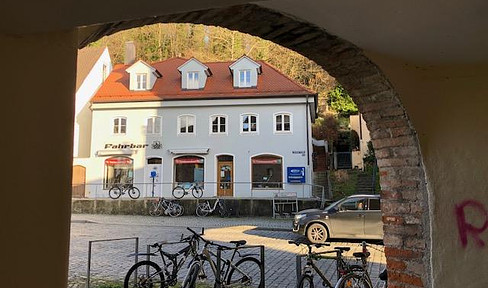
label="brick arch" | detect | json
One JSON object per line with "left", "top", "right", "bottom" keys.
{"left": 80, "top": 4, "right": 430, "bottom": 287}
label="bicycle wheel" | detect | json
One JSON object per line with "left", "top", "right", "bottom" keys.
{"left": 182, "top": 261, "right": 201, "bottom": 288}
{"left": 336, "top": 273, "right": 373, "bottom": 288}
{"left": 124, "top": 260, "right": 164, "bottom": 288}
{"left": 168, "top": 202, "right": 184, "bottom": 217}
{"left": 218, "top": 202, "right": 229, "bottom": 217}
{"left": 227, "top": 257, "right": 263, "bottom": 288}
{"left": 195, "top": 203, "right": 209, "bottom": 217}
{"left": 172, "top": 186, "right": 185, "bottom": 199}
{"left": 149, "top": 201, "right": 162, "bottom": 216}
{"left": 128, "top": 187, "right": 140, "bottom": 199}
{"left": 298, "top": 274, "right": 314, "bottom": 288}
{"left": 191, "top": 186, "right": 203, "bottom": 198}
{"left": 108, "top": 187, "right": 122, "bottom": 199}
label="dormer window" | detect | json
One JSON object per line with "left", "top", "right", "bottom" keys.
{"left": 229, "top": 55, "right": 262, "bottom": 89}
{"left": 136, "top": 73, "right": 147, "bottom": 90}
{"left": 239, "top": 70, "right": 251, "bottom": 87}
{"left": 187, "top": 71, "right": 199, "bottom": 89}
{"left": 125, "top": 60, "right": 161, "bottom": 91}
{"left": 178, "top": 58, "right": 211, "bottom": 90}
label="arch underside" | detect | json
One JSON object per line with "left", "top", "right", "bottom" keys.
{"left": 79, "top": 4, "right": 431, "bottom": 287}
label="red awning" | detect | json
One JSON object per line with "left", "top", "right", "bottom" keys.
{"left": 252, "top": 158, "right": 282, "bottom": 164}
{"left": 105, "top": 158, "right": 133, "bottom": 165}
{"left": 175, "top": 157, "right": 204, "bottom": 164}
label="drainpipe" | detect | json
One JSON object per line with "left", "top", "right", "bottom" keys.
{"left": 306, "top": 95, "right": 310, "bottom": 166}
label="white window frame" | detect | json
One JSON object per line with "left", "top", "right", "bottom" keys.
{"left": 113, "top": 117, "right": 127, "bottom": 135}
{"left": 273, "top": 112, "right": 293, "bottom": 134}
{"left": 209, "top": 114, "right": 228, "bottom": 135}
{"left": 238, "top": 69, "right": 251, "bottom": 87}
{"left": 187, "top": 71, "right": 199, "bottom": 89}
{"left": 146, "top": 116, "right": 162, "bottom": 135}
{"left": 240, "top": 113, "right": 259, "bottom": 134}
{"left": 136, "top": 73, "right": 148, "bottom": 90}
{"left": 178, "top": 114, "right": 196, "bottom": 135}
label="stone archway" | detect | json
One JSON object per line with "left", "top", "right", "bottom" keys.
{"left": 80, "top": 4, "right": 430, "bottom": 287}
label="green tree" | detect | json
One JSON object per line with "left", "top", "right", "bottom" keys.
{"left": 327, "top": 84, "right": 358, "bottom": 117}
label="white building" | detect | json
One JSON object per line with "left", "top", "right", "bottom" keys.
{"left": 73, "top": 46, "right": 112, "bottom": 197}
{"left": 73, "top": 55, "right": 317, "bottom": 199}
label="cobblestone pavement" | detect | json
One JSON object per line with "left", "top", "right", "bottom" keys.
{"left": 69, "top": 214, "right": 386, "bottom": 288}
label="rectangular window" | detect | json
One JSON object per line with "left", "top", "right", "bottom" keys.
{"left": 251, "top": 156, "right": 283, "bottom": 189}
{"left": 136, "top": 73, "right": 147, "bottom": 90}
{"left": 211, "top": 115, "right": 226, "bottom": 134}
{"left": 174, "top": 156, "right": 204, "bottom": 186}
{"left": 104, "top": 157, "right": 134, "bottom": 189}
{"left": 242, "top": 114, "right": 257, "bottom": 133}
{"left": 113, "top": 117, "right": 127, "bottom": 134}
{"left": 239, "top": 70, "right": 251, "bottom": 87}
{"left": 187, "top": 71, "right": 199, "bottom": 89}
{"left": 275, "top": 113, "right": 292, "bottom": 132}
{"left": 179, "top": 115, "right": 195, "bottom": 134}
{"left": 147, "top": 116, "right": 161, "bottom": 134}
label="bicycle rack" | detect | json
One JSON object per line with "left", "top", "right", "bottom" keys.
{"left": 86, "top": 237, "right": 139, "bottom": 288}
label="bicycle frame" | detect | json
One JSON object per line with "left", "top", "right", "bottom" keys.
{"left": 201, "top": 199, "right": 222, "bottom": 213}
{"left": 197, "top": 242, "right": 253, "bottom": 287}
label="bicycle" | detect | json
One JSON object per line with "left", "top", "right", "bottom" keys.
{"left": 288, "top": 239, "right": 372, "bottom": 288}
{"left": 123, "top": 233, "right": 200, "bottom": 288}
{"left": 172, "top": 182, "right": 204, "bottom": 199}
{"left": 335, "top": 242, "right": 373, "bottom": 288}
{"left": 183, "top": 227, "right": 264, "bottom": 288}
{"left": 195, "top": 198, "right": 231, "bottom": 217}
{"left": 109, "top": 183, "right": 140, "bottom": 199}
{"left": 149, "top": 197, "right": 184, "bottom": 217}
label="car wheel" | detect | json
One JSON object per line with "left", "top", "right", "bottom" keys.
{"left": 306, "top": 223, "right": 328, "bottom": 243}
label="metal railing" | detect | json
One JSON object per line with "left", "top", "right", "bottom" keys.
{"left": 86, "top": 237, "right": 139, "bottom": 288}
{"left": 72, "top": 181, "right": 330, "bottom": 202}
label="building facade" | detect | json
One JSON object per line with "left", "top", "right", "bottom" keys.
{"left": 74, "top": 56, "right": 317, "bottom": 199}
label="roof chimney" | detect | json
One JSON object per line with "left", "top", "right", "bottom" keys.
{"left": 124, "top": 41, "right": 136, "bottom": 65}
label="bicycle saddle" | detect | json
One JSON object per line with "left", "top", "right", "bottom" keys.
{"left": 334, "top": 246, "right": 351, "bottom": 252}
{"left": 353, "top": 252, "right": 370, "bottom": 258}
{"left": 230, "top": 240, "right": 247, "bottom": 246}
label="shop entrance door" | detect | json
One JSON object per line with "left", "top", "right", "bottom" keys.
{"left": 217, "top": 161, "right": 233, "bottom": 197}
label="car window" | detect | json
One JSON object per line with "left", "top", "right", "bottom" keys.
{"left": 368, "top": 198, "right": 381, "bottom": 210}
{"left": 339, "top": 198, "right": 367, "bottom": 211}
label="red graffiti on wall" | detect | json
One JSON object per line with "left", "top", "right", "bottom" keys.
{"left": 455, "top": 200, "right": 488, "bottom": 248}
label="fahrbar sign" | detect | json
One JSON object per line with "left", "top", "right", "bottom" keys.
{"left": 104, "top": 143, "right": 149, "bottom": 149}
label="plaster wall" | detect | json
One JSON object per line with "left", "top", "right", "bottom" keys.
{"left": 74, "top": 47, "right": 112, "bottom": 157}
{"left": 367, "top": 52, "right": 488, "bottom": 287}
{"left": 0, "top": 30, "right": 78, "bottom": 288}
{"left": 83, "top": 98, "right": 314, "bottom": 198}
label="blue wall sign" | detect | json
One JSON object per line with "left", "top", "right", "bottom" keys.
{"left": 287, "top": 167, "right": 305, "bottom": 183}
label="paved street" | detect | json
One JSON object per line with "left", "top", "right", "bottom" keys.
{"left": 69, "top": 214, "right": 386, "bottom": 287}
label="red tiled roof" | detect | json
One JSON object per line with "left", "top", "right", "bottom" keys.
{"left": 92, "top": 57, "right": 314, "bottom": 103}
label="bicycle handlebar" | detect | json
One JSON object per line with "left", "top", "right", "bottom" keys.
{"left": 186, "top": 227, "right": 239, "bottom": 250}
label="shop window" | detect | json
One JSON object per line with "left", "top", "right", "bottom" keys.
{"left": 251, "top": 155, "right": 283, "bottom": 189}
{"left": 113, "top": 117, "right": 127, "bottom": 134}
{"left": 174, "top": 156, "right": 204, "bottom": 187}
{"left": 210, "top": 115, "right": 227, "bottom": 134}
{"left": 147, "top": 116, "right": 161, "bottom": 134}
{"left": 178, "top": 115, "right": 195, "bottom": 134}
{"left": 103, "top": 157, "right": 134, "bottom": 189}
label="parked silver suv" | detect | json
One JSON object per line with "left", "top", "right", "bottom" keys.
{"left": 293, "top": 194, "right": 383, "bottom": 243}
